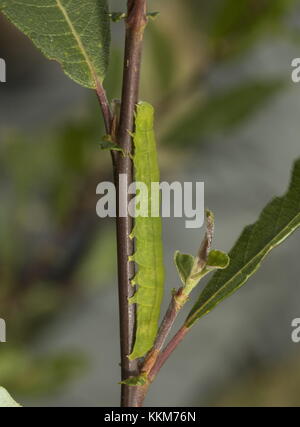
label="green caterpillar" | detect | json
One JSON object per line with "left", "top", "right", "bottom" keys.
{"left": 128, "top": 101, "right": 165, "bottom": 360}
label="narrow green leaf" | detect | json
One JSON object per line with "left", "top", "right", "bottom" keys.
{"left": 0, "top": 387, "right": 21, "bottom": 407}
{"left": 0, "top": 0, "right": 110, "bottom": 88}
{"left": 163, "top": 79, "right": 284, "bottom": 146}
{"left": 120, "top": 373, "right": 148, "bottom": 387}
{"left": 99, "top": 139, "right": 124, "bottom": 153}
{"left": 186, "top": 159, "right": 300, "bottom": 327}
{"left": 147, "top": 12, "right": 160, "bottom": 21}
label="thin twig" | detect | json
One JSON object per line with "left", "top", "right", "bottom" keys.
{"left": 115, "top": 0, "right": 148, "bottom": 407}
{"left": 95, "top": 81, "right": 113, "bottom": 134}
{"left": 149, "top": 325, "right": 189, "bottom": 382}
{"left": 132, "top": 324, "right": 190, "bottom": 407}
{"left": 141, "top": 287, "right": 186, "bottom": 375}
{"left": 142, "top": 211, "right": 214, "bottom": 376}
{"left": 95, "top": 81, "right": 118, "bottom": 169}
{"left": 131, "top": 212, "right": 214, "bottom": 406}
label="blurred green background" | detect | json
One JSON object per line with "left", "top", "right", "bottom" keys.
{"left": 0, "top": 0, "right": 300, "bottom": 406}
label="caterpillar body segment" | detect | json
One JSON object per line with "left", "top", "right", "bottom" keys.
{"left": 128, "top": 102, "right": 165, "bottom": 361}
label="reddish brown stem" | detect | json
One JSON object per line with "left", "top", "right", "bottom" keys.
{"left": 149, "top": 325, "right": 189, "bottom": 382}
{"left": 132, "top": 288, "right": 190, "bottom": 407}
{"left": 95, "top": 81, "right": 118, "bottom": 171}
{"left": 142, "top": 288, "right": 186, "bottom": 375}
{"left": 115, "top": 0, "right": 148, "bottom": 407}
{"left": 95, "top": 81, "right": 113, "bottom": 134}
{"left": 132, "top": 324, "right": 190, "bottom": 407}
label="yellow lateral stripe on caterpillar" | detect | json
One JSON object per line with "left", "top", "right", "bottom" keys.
{"left": 128, "top": 102, "right": 165, "bottom": 360}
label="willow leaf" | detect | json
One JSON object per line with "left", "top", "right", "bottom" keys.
{"left": 0, "top": 0, "right": 110, "bottom": 88}
{"left": 186, "top": 159, "right": 300, "bottom": 327}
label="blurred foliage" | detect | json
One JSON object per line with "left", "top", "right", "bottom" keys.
{"left": 0, "top": 348, "right": 85, "bottom": 396}
{"left": 213, "top": 350, "right": 300, "bottom": 406}
{"left": 187, "top": 0, "right": 296, "bottom": 58}
{"left": 0, "top": 0, "right": 299, "bottom": 401}
{"left": 163, "top": 79, "right": 285, "bottom": 145}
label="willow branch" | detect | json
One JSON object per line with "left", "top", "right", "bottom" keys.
{"left": 132, "top": 324, "right": 190, "bottom": 407}
{"left": 115, "top": 0, "right": 147, "bottom": 407}
{"left": 149, "top": 325, "right": 189, "bottom": 382}
{"left": 95, "top": 81, "right": 113, "bottom": 134}
{"left": 141, "top": 287, "right": 187, "bottom": 376}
